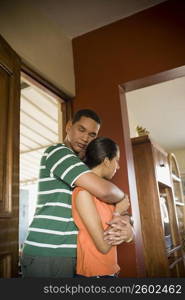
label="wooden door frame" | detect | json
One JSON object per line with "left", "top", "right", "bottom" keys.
{"left": 21, "top": 62, "right": 72, "bottom": 102}
{"left": 121, "top": 65, "right": 185, "bottom": 93}
{"left": 0, "top": 34, "right": 21, "bottom": 277}
{"left": 119, "top": 64, "right": 185, "bottom": 277}
{"left": 0, "top": 33, "right": 73, "bottom": 277}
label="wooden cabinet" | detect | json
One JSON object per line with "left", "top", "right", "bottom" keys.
{"left": 0, "top": 34, "right": 20, "bottom": 278}
{"left": 132, "top": 135, "right": 185, "bottom": 277}
{"left": 153, "top": 146, "right": 171, "bottom": 187}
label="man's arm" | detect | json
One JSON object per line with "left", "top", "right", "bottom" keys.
{"left": 45, "top": 145, "right": 125, "bottom": 204}
{"left": 114, "top": 194, "right": 130, "bottom": 215}
{"left": 75, "top": 172, "right": 125, "bottom": 204}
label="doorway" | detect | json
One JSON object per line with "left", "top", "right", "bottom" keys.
{"left": 124, "top": 68, "right": 185, "bottom": 179}
{"left": 120, "top": 65, "right": 185, "bottom": 276}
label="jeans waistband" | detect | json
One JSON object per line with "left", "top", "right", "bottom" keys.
{"left": 75, "top": 274, "right": 118, "bottom": 278}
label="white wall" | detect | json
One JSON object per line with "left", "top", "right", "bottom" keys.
{"left": 127, "top": 108, "right": 138, "bottom": 138}
{"left": 170, "top": 149, "right": 185, "bottom": 174}
{"left": 126, "top": 79, "right": 185, "bottom": 175}
{"left": 126, "top": 77, "right": 185, "bottom": 152}
{"left": 0, "top": 0, "right": 75, "bottom": 96}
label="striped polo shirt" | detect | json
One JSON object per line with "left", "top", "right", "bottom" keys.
{"left": 23, "top": 143, "right": 91, "bottom": 257}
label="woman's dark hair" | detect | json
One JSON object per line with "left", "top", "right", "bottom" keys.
{"left": 83, "top": 137, "right": 119, "bottom": 169}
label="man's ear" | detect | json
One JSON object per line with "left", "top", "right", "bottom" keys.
{"left": 103, "top": 157, "right": 110, "bottom": 167}
{"left": 66, "top": 120, "right": 72, "bottom": 134}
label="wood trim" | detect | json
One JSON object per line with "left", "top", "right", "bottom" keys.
{"left": 122, "top": 65, "right": 185, "bottom": 92}
{"left": 61, "top": 100, "right": 74, "bottom": 140}
{"left": 0, "top": 34, "right": 20, "bottom": 73}
{"left": 0, "top": 254, "right": 12, "bottom": 278}
{"left": 119, "top": 86, "right": 146, "bottom": 277}
{"left": 21, "top": 61, "right": 73, "bottom": 102}
{"left": 0, "top": 34, "right": 20, "bottom": 277}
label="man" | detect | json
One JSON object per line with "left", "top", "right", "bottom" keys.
{"left": 21, "top": 109, "right": 133, "bottom": 278}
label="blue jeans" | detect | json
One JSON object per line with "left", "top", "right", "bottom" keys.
{"left": 21, "top": 253, "right": 76, "bottom": 278}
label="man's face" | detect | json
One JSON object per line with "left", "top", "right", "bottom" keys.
{"left": 66, "top": 116, "right": 100, "bottom": 155}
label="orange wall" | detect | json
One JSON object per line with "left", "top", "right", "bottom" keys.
{"left": 72, "top": 0, "right": 185, "bottom": 277}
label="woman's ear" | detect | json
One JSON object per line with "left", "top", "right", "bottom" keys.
{"left": 103, "top": 157, "right": 110, "bottom": 167}
{"left": 66, "top": 120, "right": 72, "bottom": 134}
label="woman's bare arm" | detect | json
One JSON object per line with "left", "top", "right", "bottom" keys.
{"left": 75, "top": 190, "right": 112, "bottom": 254}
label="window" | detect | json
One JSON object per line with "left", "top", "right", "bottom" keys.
{"left": 19, "top": 72, "right": 65, "bottom": 252}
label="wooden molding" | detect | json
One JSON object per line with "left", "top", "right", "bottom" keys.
{"left": 21, "top": 61, "right": 73, "bottom": 102}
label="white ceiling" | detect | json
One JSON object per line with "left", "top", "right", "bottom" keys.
{"left": 34, "top": 0, "right": 166, "bottom": 38}
{"left": 126, "top": 76, "right": 185, "bottom": 152}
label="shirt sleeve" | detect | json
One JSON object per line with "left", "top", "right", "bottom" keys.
{"left": 45, "top": 144, "right": 91, "bottom": 187}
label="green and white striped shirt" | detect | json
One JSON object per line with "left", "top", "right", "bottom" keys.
{"left": 23, "top": 143, "right": 91, "bottom": 257}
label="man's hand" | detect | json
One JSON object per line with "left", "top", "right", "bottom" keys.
{"left": 108, "top": 214, "right": 130, "bottom": 226}
{"left": 78, "top": 149, "right": 86, "bottom": 159}
{"left": 115, "top": 194, "right": 130, "bottom": 215}
{"left": 104, "top": 218, "right": 134, "bottom": 245}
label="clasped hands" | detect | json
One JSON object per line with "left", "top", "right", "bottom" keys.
{"left": 104, "top": 214, "right": 134, "bottom": 245}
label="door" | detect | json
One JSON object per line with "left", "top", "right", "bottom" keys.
{"left": 0, "top": 34, "right": 21, "bottom": 277}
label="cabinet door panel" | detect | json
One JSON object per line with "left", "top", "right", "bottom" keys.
{"left": 0, "top": 34, "right": 20, "bottom": 277}
{"left": 154, "top": 148, "right": 171, "bottom": 186}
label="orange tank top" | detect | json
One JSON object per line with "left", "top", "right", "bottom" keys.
{"left": 72, "top": 187, "right": 120, "bottom": 277}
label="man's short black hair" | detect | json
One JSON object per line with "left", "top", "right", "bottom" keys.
{"left": 72, "top": 109, "right": 101, "bottom": 125}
